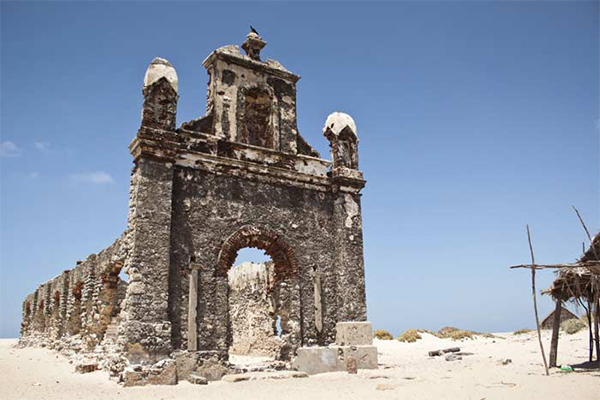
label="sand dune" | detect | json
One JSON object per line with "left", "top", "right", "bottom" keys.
{"left": 1, "top": 329, "right": 598, "bottom": 400}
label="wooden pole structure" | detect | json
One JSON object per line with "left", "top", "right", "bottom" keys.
{"left": 572, "top": 205, "right": 599, "bottom": 260}
{"left": 548, "top": 297, "right": 562, "bottom": 368}
{"left": 527, "top": 225, "right": 549, "bottom": 375}
{"left": 572, "top": 206, "right": 599, "bottom": 368}
{"left": 586, "top": 298, "right": 594, "bottom": 362}
{"left": 594, "top": 291, "right": 600, "bottom": 366}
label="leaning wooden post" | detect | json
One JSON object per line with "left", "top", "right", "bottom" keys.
{"left": 527, "top": 225, "right": 549, "bottom": 376}
{"left": 572, "top": 206, "right": 599, "bottom": 260}
{"left": 548, "top": 295, "right": 562, "bottom": 367}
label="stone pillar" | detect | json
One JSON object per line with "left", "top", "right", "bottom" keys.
{"left": 314, "top": 272, "right": 323, "bottom": 334}
{"left": 331, "top": 192, "right": 367, "bottom": 322}
{"left": 122, "top": 158, "right": 175, "bottom": 363}
{"left": 324, "top": 112, "right": 367, "bottom": 323}
{"left": 187, "top": 264, "right": 200, "bottom": 351}
{"left": 141, "top": 58, "right": 178, "bottom": 131}
{"left": 120, "top": 57, "right": 179, "bottom": 363}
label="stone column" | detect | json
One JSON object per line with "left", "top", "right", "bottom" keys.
{"left": 120, "top": 57, "right": 179, "bottom": 364}
{"left": 314, "top": 272, "right": 323, "bottom": 334}
{"left": 121, "top": 158, "right": 174, "bottom": 363}
{"left": 187, "top": 264, "right": 200, "bottom": 351}
{"left": 332, "top": 190, "right": 367, "bottom": 322}
{"left": 324, "top": 112, "right": 367, "bottom": 323}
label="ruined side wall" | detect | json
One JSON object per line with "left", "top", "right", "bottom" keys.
{"left": 167, "top": 166, "right": 340, "bottom": 352}
{"left": 20, "top": 236, "right": 127, "bottom": 354}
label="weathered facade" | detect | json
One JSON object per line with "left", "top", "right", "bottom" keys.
{"left": 20, "top": 30, "right": 369, "bottom": 384}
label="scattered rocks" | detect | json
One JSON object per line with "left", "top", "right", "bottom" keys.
{"left": 75, "top": 362, "right": 98, "bottom": 373}
{"left": 188, "top": 374, "right": 208, "bottom": 385}
{"left": 122, "top": 360, "right": 177, "bottom": 387}
{"left": 445, "top": 354, "right": 462, "bottom": 362}
{"left": 346, "top": 355, "right": 358, "bottom": 374}
{"left": 221, "top": 370, "right": 308, "bottom": 383}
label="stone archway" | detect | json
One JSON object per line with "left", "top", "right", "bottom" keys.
{"left": 217, "top": 226, "right": 298, "bottom": 282}
{"left": 216, "top": 226, "right": 302, "bottom": 360}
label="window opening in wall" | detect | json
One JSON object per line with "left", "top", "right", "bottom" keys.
{"left": 118, "top": 268, "right": 129, "bottom": 283}
{"left": 275, "top": 315, "right": 282, "bottom": 337}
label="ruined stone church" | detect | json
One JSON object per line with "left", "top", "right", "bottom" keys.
{"left": 21, "top": 30, "right": 374, "bottom": 384}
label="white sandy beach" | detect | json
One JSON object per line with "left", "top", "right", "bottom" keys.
{"left": 1, "top": 329, "right": 598, "bottom": 400}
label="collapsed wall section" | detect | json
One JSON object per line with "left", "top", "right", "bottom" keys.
{"left": 20, "top": 236, "right": 128, "bottom": 357}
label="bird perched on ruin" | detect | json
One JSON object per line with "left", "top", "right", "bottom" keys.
{"left": 250, "top": 26, "right": 259, "bottom": 35}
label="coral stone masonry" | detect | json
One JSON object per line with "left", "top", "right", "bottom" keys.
{"left": 20, "top": 29, "right": 372, "bottom": 384}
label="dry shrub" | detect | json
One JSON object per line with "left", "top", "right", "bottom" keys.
{"left": 561, "top": 318, "right": 586, "bottom": 334}
{"left": 373, "top": 329, "right": 394, "bottom": 340}
{"left": 437, "top": 326, "right": 494, "bottom": 340}
{"left": 513, "top": 329, "right": 533, "bottom": 335}
{"left": 397, "top": 329, "right": 422, "bottom": 343}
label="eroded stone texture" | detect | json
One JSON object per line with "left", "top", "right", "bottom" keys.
{"left": 228, "top": 261, "right": 285, "bottom": 358}
{"left": 20, "top": 29, "right": 369, "bottom": 385}
{"left": 335, "top": 321, "right": 373, "bottom": 346}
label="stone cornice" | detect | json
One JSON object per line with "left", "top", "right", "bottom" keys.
{"left": 130, "top": 127, "right": 365, "bottom": 192}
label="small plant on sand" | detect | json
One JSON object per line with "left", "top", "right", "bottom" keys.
{"left": 373, "top": 329, "right": 394, "bottom": 340}
{"left": 397, "top": 329, "right": 422, "bottom": 343}
{"left": 437, "top": 326, "right": 494, "bottom": 340}
{"left": 513, "top": 329, "right": 533, "bottom": 335}
{"left": 561, "top": 318, "right": 587, "bottom": 334}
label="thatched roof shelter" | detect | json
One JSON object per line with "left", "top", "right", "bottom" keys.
{"left": 510, "top": 230, "right": 600, "bottom": 370}
{"left": 546, "top": 234, "right": 600, "bottom": 303}
{"left": 544, "top": 234, "right": 600, "bottom": 369}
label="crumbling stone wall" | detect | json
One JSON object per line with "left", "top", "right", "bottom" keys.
{"left": 227, "top": 261, "right": 285, "bottom": 358}
{"left": 21, "top": 30, "right": 368, "bottom": 385}
{"left": 20, "top": 236, "right": 128, "bottom": 356}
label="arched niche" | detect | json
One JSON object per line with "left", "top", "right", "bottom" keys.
{"left": 236, "top": 85, "right": 280, "bottom": 150}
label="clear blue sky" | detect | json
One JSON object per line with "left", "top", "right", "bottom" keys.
{"left": 1, "top": 1, "right": 598, "bottom": 338}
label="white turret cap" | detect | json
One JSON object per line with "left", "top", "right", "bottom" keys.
{"left": 143, "top": 57, "right": 178, "bottom": 93}
{"left": 323, "top": 112, "right": 357, "bottom": 138}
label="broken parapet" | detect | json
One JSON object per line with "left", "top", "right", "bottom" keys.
{"left": 293, "top": 322, "right": 378, "bottom": 375}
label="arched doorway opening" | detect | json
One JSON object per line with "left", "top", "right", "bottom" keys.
{"left": 67, "top": 281, "right": 84, "bottom": 335}
{"left": 227, "top": 248, "right": 282, "bottom": 365}
{"left": 95, "top": 262, "right": 128, "bottom": 346}
{"left": 217, "top": 226, "right": 301, "bottom": 363}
